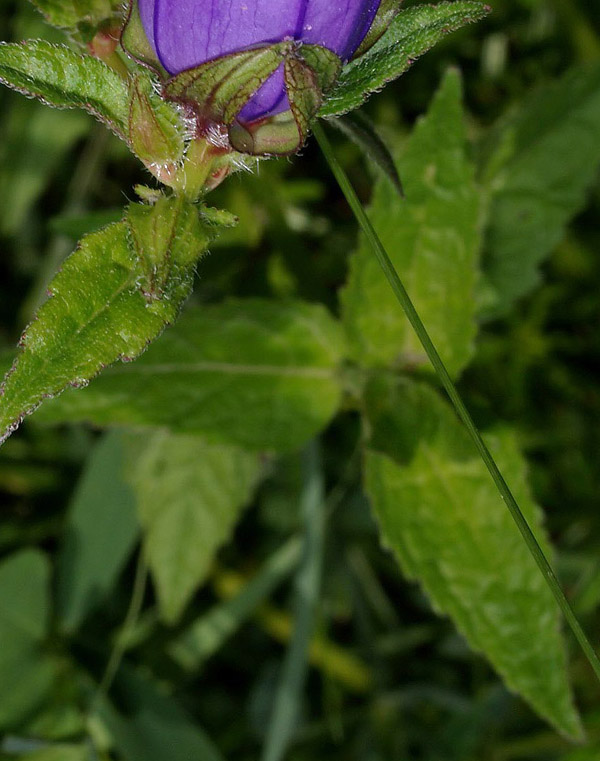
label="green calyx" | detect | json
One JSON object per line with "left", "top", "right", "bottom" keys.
{"left": 220, "top": 44, "right": 341, "bottom": 156}
{"left": 120, "top": 2, "right": 342, "bottom": 158}
{"left": 353, "top": 0, "right": 404, "bottom": 59}
{"left": 120, "top": 0, "right": 167, "bottom": 75}
{"left": 163, "top": 42, "right": 341, "bottom": 158}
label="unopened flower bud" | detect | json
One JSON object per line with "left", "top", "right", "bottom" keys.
{"left": 122, "top": 0, "right": 389, "bottom": 156}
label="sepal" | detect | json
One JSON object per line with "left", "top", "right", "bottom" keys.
{"left": 164, "top": 44, "right": 292, "bottom": 126}
{"left": 126, "top": 195, "right": 210, "bottom": 301}
{"left": 121, "top": 0, "right": 167, "bottom": 75}
{"left": 165, "top": 43, "right": 341, "bottom": 157}
{"left": 353, "top": 0, "right": 404, "bottom": 59}
{"left": 127, "top": 73, "right": 185, "bottom": 184}
{"left": 228, "top": 45, "right": 340, "bottom": 155}
{"left": 287, "top": 44, "right": 341, "bottom": 148}
{"left": 300, "top": 45, "right": 342, "bottom": 92}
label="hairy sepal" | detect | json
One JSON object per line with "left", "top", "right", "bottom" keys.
{"left": 164, "top": 43, "right": 341, "bottom": 156}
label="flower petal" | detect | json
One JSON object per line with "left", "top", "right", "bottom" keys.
{"left": 238, "top": 66, "right": 290, "bottom": 122}
{"left": 138, "top": 0, "right": 157, "bottom": 50}
{"left": 137, "top": 0, "right": 380, "bottom": 123}
{"left": 148, "top": 0, "right": 304, "bottom": 74}
{"left": 302, "top": 0, "right": 382, "bottom": 61}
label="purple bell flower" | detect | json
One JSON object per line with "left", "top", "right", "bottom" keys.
{"left": 137, "top": 0, "right": 382, "bottom": 123}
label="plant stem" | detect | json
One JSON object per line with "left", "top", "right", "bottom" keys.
{"left": 261, "top": 440, "right": 326, "bottom": 761}
{"left": 95, "top": 550, "right": 148, "bottom": 699}
{"left": 313, "top": 120, "right": 600, "bottom": 683}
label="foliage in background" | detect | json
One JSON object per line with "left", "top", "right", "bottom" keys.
{"left": 0, "top": 0, "right": 599, "bottom": 759}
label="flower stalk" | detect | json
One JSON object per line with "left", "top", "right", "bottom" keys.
{"left": 312, "top": 120, "right": 600, "bottom": 685}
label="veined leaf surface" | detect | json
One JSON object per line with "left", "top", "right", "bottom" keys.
{"left": 319, "top": 2, "right": 490, "bottom": 118}
{"left": 364, "top": 375, "right": 582, "bottom": 740}
{"left": 126, "top": 430, "right": 262, "bottom": 624}
{"left": 34, "top": 299, "right": 346, "bottom": 452}
{"left": 342, "top": 69, "right": 481, "bottom": 378}
{"left": 0, "top": 199, "right": 215, "bottom": 445}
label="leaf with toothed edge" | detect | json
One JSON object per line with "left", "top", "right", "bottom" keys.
{"left": 319, "top": 2, "right": 491, "bottom": 118}
{"left": 31, "top": 299, "right": 346, "bottom": 453}
{"left": 126, "top": 429, "right": 263, "bottom": 624}
{"left": 364, "top": 376, "right": 583, "bottom": 740}
{"left": 480, "top": 63, "right": 600, "bottom": 316}
{"left": 0, "top": 41, "right": 131, "bottom": 139}
{"left": 0, "top": 197, "right": 224, "bottom": 446}
{"left": 0, "top": 41, "right": 186, "bottom": 170}
{"left": 341, "top": 70, "right": 480, "bottom": 378}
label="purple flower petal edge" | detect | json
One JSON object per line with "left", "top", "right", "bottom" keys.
{"left": 138, "top": 0, "right": 382, "bottom": 121}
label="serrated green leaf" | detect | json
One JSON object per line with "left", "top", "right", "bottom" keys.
{"left": 0, "top": 199, "right": 214, "bottom": 445}
{"left": 341, "top": 69, "right": 481, "bottom": 377}
{"left": 34, "top": 299, "right": 346, "bottom": 452}
{"left": 0, "top": 42, "right": 185, "bottom": 170}
{"left": 319, "top": 2, "right": 490, "bottom": 118}
{"left": 364, "top": 375, "right": 583, "bottom": 740}
{"left": 0, "top": 41, "right": 130, "bottom": 139}
{"left": 125, "top": 430, "right": 262, "bottom": 624}
{"left": 56, "top": 431, "right": 140, "bottom": 632}
{"left": 0, "top": 550, "right": 57, "bottom": 730}
{"left": 481, "top": 64, "right": 600, "bottom": 315}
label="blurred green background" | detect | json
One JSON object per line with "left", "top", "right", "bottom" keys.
{"left": 0, "top": 0, "right": 600, "bottom": 759}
